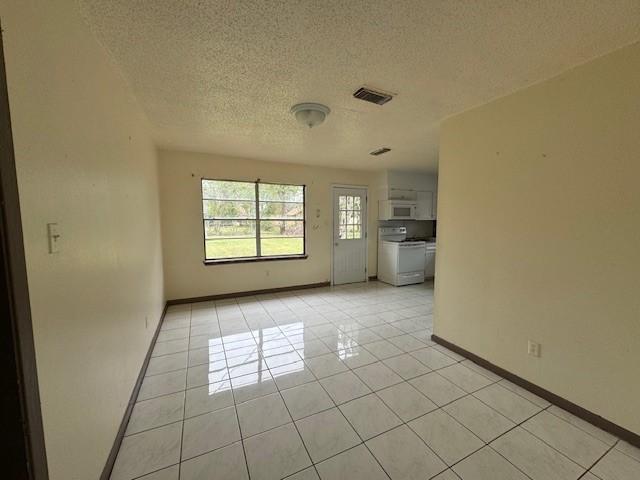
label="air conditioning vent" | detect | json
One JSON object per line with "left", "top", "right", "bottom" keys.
{"left": 370, "top": 147, "right": 391, "bottom": 156}
{"left": 353, "top": 87, "right": 393, "bottom": 105}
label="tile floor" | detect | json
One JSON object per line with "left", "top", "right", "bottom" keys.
{"left": 110, "top": 281, "right": 640, "bottom": 480}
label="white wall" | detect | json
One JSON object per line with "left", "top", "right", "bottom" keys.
{"left": 436, "top": 42, "right": 640, "bottom": 435}
{"left": 1, "top": 1, "right": 165, "bottom": 478}
{"left": 159, "top": 149, "right": 378, "bottom": 300}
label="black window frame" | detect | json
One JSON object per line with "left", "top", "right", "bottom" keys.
{"left": 201, "top": 178, "right": 307, "bottom": 265}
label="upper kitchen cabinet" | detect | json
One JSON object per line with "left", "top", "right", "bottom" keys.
{"left": 377, "top": 170, "right": 438, "bottom": 220}
{"left": 416, "top": 190, "right": 435, "bottom": 220}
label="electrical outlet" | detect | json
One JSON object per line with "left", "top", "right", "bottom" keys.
{"left": 528, "top": 340, "right": 541, "bottom": 357}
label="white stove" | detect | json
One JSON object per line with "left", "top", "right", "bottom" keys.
{"left": 377, "top": 227, "right": 426, "bottom": 286}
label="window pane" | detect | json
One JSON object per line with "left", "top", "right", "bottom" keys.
{"left": 206, "top": 239, "right": 256, "bottom": 259}
{"left": 353, "top": 225, "right": 361, "bottom": 239}
{"left": 339, "top": 225, "right": 346, "bottom": 239}
{"left": 347, "top": 196, "right": 354, "bottom": 209}
{"left": 203, "top": 200, "right": 256, "bottom": 219}
{"left": 259, "top": 201, "right": 303, "bottom": 219}
{"left": 261, "top": 238, "right": 304, "bottom": 256}
{"left": 260, "top": 220, "right": 304, "bottom": 238}
{"left": 353, "top": 196, "right": 361, "bottom": 209}
{"left": 205, "top": 220, "right": 256, "bottom": 239}
{"left": 340, "top": 211, "right": 347, "bottom": 225}
{"left": 204, "top": 220, "right": 256, "bottom": 259}
{"left": 259, "top": 183, "right": 304, "bottom": 202}
{"left": 202, "top": 179, "right": 255, "bottom": 201}
{"left": 339, "top": 195, "right": 347, "bottom": 209}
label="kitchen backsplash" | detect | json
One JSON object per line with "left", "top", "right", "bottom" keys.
{"left": 378, "top": 220, "right": 435, "bottom": 238}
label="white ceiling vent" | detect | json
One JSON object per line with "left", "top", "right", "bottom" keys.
{"left": 353, "top": 87, "right": 393, "bottom": 105}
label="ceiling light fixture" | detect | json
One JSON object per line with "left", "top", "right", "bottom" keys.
{"left": 290, "top": 103, "right": 330, "bottom": 128}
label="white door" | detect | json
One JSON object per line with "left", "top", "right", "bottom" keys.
{"left": 332, "top": 187, "right": 367, "bottom": 285}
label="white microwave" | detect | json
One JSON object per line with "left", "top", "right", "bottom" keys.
{"left": 379, "top": 200, "right": 417, "bottom": 220}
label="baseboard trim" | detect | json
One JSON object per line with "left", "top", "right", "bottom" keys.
{"left": 100, "top": 303, "right": 169, "bottom": 480}
{"left": 431, "top": 334, "right": 640, "bottom": 448}
{"left": 167, "top": 281, "right": 331, "bottom": 305}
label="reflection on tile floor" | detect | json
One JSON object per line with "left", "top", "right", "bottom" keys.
{"left": 111, "top": 280, "right": 640, "bottom": 480}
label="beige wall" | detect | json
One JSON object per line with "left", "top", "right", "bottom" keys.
{"left": 159, "top": 149, "right": 378, "bottom": 300}
{"left": 2, "top": 1, "right": 165, "bottom": 478}
{"left": 436, "top": 42, "right": 640, "bottom": 434}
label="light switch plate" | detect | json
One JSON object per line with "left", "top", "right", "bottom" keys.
{"left": 47, "top": 223, "right": 60, "bottom": 253}
{"left": 527, "top": 340, "right": 541, "bottom": 358}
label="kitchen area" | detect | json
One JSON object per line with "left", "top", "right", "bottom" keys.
{"left": 376, "top": 170, "right": 437, "bottom": 287}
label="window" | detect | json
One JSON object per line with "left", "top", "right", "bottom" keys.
{"left": 202, "top": 179, "right": 305, "bottom": 262}
{"left": 337, "top": 195, "right": 362, "bottom": 239}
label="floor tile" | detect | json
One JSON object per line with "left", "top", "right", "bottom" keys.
{"left": 498, "top": 379, "right": 551, "bottom": 408}
{"left": 186, "top": 364, "right": 230, "bottom": 390}
{"left": 409, "top": 372, "right": 466, "bottom": 406}
{"left": 522, "top": 410, "right": 610, "bottom": 468}
{"left": 138, "top": 370, "right": 186, "bottom": 401}
{"left": 432, "top": 344, "right": 465, "bottom": 361}
{"left": 382, "top": 354, "right": 431, "bottom": 380}
{"left": 592, "top": 448, "right": 640, "bottom": 480}
{"left": 459, "top": 359, "right": 502, "bottom": 382}
{"left": 353, "top": 362, "right": 404, "bottom": 391}
{"left": 179, "top": 441, "right": 248, "bottom": 480}
{"left": 376, "top": 382, "right": 437, "bottom": 421}
{"left": 409, "top": 409, "right": 484, "bottom": 466}
{"left": 264, "top": 350, "right": 303, "bottom": 369}
{"left": 340, "top": 393, "right": 402, "bottom": 440}
{"left": 304, "top": 353, "right": 348, "bottom": 379}
{"left": 157, "top": 327, "right": 189, "bottom": 342}
{"left": 126, "top": 392, "right": 184, "bottom": 435}
{"left": 284, "top": 467, "right": 320, "bottom": 480}
{"left": 231, "top": 370, "right": 278, "bottom": 404}
{"left": 319, "top": 370, "right": 372, "bottom": 404}
{"left": 363, "top": 339, "right": 404, "bottom": 360}
{"left": 473, "top": 383, "right": 541, "bottom": 423}
{"left": 146, "top": 351, "right": 188, "bottom": 376}
{"left": 188, "top": 347, "right": 226, "bottom": 368}
{"left": 152, "top": 338, "right": 189, "bottom": 357}
{"left": 281, "top": 382, "right": 335, "bottom": 420}
{"left": 617, "top": 440, "right": 640, "bottom": 462}
{"left": 236, "top": 392, "right": 291, "bottom": 437}
{"left": 243, "top": 423, "right": 312, "bottom": 480}
{"left": 410, "top": 347, "right": 458, "bottom": 370}
{"left": 339, "top": 347, "right": 378, "bottom": 369}
{"left": 137, "top": 465, "right": 179, "bottom": 479}
{"left": 444, "top": 395, "right": 515, "bottom": 442}
{"left": 430, "top": 470, "right": 461, "bottom": 480}
{"left": 548, "top": 405, "right": 618, "bottom": 446}
{"left": 295, "top": 408, "right": 361, "bottom": 463}
{"left": 453, "top": 446, "right": 528, "bottom": 480}
{"left": 367, "top": 425, "right": 447, "bottom": 479}
{"left": 295, "top": 338, "right": 332, "bottom": 358}
{"left": 271, "top": 360, "right": 317, "bottom": 390}
{"left": 492, "top": 427, "right": 585, "bottom": 480}
{"left": 315, "top": 444, "right": 389, "bottom": 480}
{"left": 437, "top": 363, "right": 494, "bottom": 393}
{"left": 181, "top": 406, "right": 241, "bottom": 460}
{"left": 184, "top": 381, "right": 234, "bottom": 418}
{"left": 111, "top": 422, "right": 182, "bottom": 480}
{"left": 387, "top": 334, "right": 426, "bottom": 352}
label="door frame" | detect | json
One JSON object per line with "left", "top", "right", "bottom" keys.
{"left": 330, "top": 184, "right": 369, "bottom": 285}
{"left": 0, "top": 25, "right": 49, "bottom": 479}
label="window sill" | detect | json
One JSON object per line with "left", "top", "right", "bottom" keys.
{"left": 203, "top": 254, "right": 308, "bottom": 266}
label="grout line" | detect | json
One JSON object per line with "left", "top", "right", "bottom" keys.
{"left": 176, "top": 303, "right": 192, "bottom": 480}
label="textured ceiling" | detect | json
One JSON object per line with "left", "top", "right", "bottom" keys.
{"left": 81, "top": 1, "right": 640, "bottom": 172}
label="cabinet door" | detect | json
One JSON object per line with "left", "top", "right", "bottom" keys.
{"left": 415, "top": 191, "right": 434, "bottom": 220}
{"left": 389, "top": 188, "right": 416, "bottom": 200}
